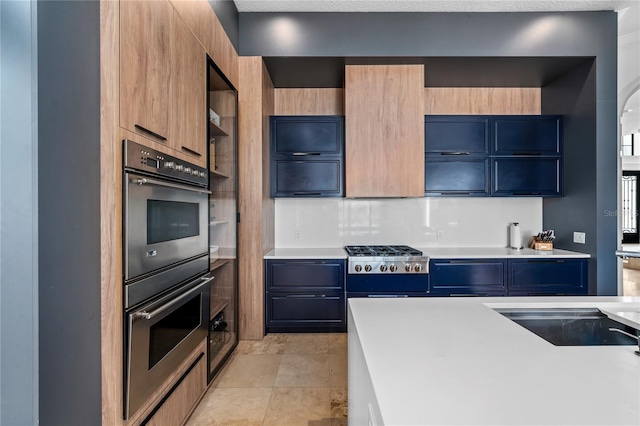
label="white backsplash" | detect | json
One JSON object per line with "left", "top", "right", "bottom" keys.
{"left": 275, "top": 197, "right": 543, "bottom": 248}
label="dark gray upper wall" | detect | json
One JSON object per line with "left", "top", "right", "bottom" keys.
{"left": 38, "top": 1, "right": 102, "bottom": 424}
{"left": 209, "top": 0, "right": 239, "bottom": 52}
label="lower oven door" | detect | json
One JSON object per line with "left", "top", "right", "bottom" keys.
{"left": 124, "top": 171, "right": 210, "bottom": 281}
{"left": 125, "top": 273, "right": 212, "bottom": 419}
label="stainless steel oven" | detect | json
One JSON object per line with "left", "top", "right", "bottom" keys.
{"left": 123, "top": 139, "right": 212, "bottom": 419}
{"left": 123, "top": 139, "right": 210, "bottom": 308}
{"left": 125, "top": 273, "right": 211, "bottom": 419}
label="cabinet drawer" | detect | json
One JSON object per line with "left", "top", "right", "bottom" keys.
{"left": 425, "top": 115, "right": 490, "bottom": 155}
{"left": 267, "top": 260, "right": 345, "bottom": 292}
{"left": 425, "top": 158, "right": 490, "bottom": 196}
{"left": 508, "top": 259, "right": 588, "bottom": 294}
{"left": 492, "top": 116, "right": 562, "bottom": 155}
{"left": 271, "top": 116, "right": 344, "bottom": 156}
{"left": 272, "top": 159, "right": 343, "bottom": 197}
{"left": 267, "top": 293, "right": 345, "bottom": 322}
{"left": 492, "top": 158, "right": 561, "bottom": 196}
{"left": 429, "top": 259, "right": 507, "bottom": 294}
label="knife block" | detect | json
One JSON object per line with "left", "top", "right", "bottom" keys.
{"left": 529, "top": 236, "right": 553, "bottom": 250}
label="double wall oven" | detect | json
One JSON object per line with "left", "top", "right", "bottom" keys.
{"left": 123, "top": 140, "right": 210, "bottom": 419}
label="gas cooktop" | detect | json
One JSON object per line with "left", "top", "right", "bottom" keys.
{"left": 344, "top": 245, "right": 423, "bottom": 257}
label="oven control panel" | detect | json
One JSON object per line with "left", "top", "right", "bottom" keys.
{"left": 124, "top": 139, "right": 208, "bottom": 187}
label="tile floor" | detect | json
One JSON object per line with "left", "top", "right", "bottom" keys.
{"left": 186, "top": 333, "right": 348, "bottom": 426}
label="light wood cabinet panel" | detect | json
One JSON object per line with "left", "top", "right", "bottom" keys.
{"left": 120, "top": 0, "right": 172, "bottom": 143}
{"left": 424, "top": 87, "right": 541, "bottom": 115}
{"left": 143, "top": 353, "right": 206, "bottom": 426}
{"left": 345, "top": 65, "right": 425, "bottom": 197}
{"left": 170, "top": 10, "right": 206, "bottom": 164}
{"left": 274, "top": 88, "right": 344, "bottom": 115}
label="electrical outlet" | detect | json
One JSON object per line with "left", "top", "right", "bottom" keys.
{"left": 573, "top": 232, "right": 586, "bottom": 244}
{"left": 294, "top": 230, "right": 301, "bottom": 240}
{"left": 437, "top": 231, "right": 443, "bottom": 240}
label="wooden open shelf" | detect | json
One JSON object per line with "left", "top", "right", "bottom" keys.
{"left": 210, "top": 297, "right": 230, "bottom": 319}
{"left": 210, "top": 169, "right": 229, "bottom": 179}
{"left": 209, "top": 121, "right": 228, "bottom": 136}
{"left": 209, "top": 220, "right": 229, "bottom": 226}
{"left": 210, "top": 259, "right": 229, "bottom": 271}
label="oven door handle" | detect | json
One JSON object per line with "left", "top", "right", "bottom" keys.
{"left": 130, "top": 175, "right": 212, "bottom": 195}
{"left": 134, "top": 276, "right": 215, "bottom": 320}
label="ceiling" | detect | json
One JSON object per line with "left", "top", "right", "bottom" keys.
{"left": 234, "top": 0, "right": 637, "bottom": 13}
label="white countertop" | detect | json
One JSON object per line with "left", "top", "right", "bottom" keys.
{"left": 264, "top": 247, "right": 589, "bottom": 259}
{"left": 263, "top": 248, "right": 348, "bottom": 259}
{"left": 348, "top": 296, "right": 640, "bottom": 425}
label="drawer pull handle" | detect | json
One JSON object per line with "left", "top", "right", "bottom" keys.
{"left": 513, "top": 152, "right": 542, "bottom": 156}
{"left": 134, "top": 124, "right": 167, "bottom": 141}
{"left": 292, "top": 152, "right": 321, "bottom": 156}
{"left": 440, "top": 152, "right": 470, "bottom": 156}
{"left": 292, "top": 192, "right": 322, "bottom": 196}
{"left": 181, "top": 146, "right": 202, "bottom": 157}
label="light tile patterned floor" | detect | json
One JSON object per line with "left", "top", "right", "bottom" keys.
{"left": 186, "top": 333, "right": 348, "bottom": 426}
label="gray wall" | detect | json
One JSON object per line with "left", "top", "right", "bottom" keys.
{"left": 209, "top": 0, "right": 239, "bottom": 52}
{"left": 239, "top": 11, "right": 619, "bottom": 294}
{"left": 542, "top": 61, "right": 599, "bottom": 293}
{"left": 37, "top": 1, "right": 102, "bottom": 424}
{"left": 0, "top": 1, "right": 39, "bottom": 424}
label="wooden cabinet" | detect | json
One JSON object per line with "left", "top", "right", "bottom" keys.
{"left": 429, "top": 259, "right": 507, "bottom": 296}
{"left": 120, "top": 0, "right": 172, "bottom": 143}
{"left": 270, "top": 116, "right": 344, "bottom": 197}
{"left": 120, "top": 1, "right": 207, "bottom": 166}
{"left": 169, "top": 10, "right": 206, "bottom": 161}
{"left": 345, "top": 65, "right": 424, "bottom": 197}
{"left": 265, "top": 259, "right": 346, "bottom": 332}
{"left": 428, "top": 257, "right": 588, "bottom": 296}
{"left": 141, "top": 352, "right": 206, "bottom": 426}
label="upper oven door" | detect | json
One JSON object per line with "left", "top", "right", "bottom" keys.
{"left": 125, "top": 172, "right": 209, "bottom": 281}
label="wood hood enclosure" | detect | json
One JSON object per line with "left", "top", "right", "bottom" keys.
{"left": 345, "top": 64, "right": 425, "bottom": 198}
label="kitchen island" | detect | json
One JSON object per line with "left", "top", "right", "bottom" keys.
{"left": 348, "top": 296, "right": 640, "bottom": 425}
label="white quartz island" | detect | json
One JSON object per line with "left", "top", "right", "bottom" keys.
{"left": 348, "top": 297, "right": 640, "bottom": 425}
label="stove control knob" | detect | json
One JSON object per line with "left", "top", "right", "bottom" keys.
{"left": 199, "top": 171, "right": 206, "bottom": 178}
{"left": 175, "top": 164, "right": 184, "bottom": 172}
{"left": 164, "top": 161, "right": 175, "bottom": 170}
{"left": 414, "top": 263, "right": 422, "bottom": 272}
{"left": 389, "top": 264, "right": 397, "bottom": 272}
{"left": 184, "top": 167, "right": 192, "bottom": 174}
{"left": 354, "top": 264, "right": 362, "bottom": 272}
{"left": 405, "top": 264, "right": 412, "bottom": 272}
{"left": 380, "top": 265, "right": 387, "bottom": 272}
{"left": 364, "top": 265, "right": 372, "bottom": 272}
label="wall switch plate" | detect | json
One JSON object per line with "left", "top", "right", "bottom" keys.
{"left": 573, "top": 232, "right": 586, "bottom": 244}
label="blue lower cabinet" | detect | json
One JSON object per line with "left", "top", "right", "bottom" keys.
{"left": 265, "top": 259, "right": 346, "bottom": 332}
{"left": 425, "top": 158, "right": 490, "bottom": 196}
{"left": 266, "top": 293, "right": 346, "bottom": 333}
{"left": 429, "top": 259, "right": 507, "bottom": 295}
{"left": 508, "top": 259, "right": 588, "bottom": 295}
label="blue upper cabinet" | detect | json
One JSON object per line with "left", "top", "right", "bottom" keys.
{"left": 425, "top": 114, "right": 563, "bottom": 197}
{"left": 270, "top": 116, "right": 344, "bottom": 197}
{"left": 425, "top": 116, "right": 490, "bottom": 155}
{"left": 492, "top": 115, "right": 562, "bottom": 155}
{"left": 271, "top": 116, "right": 344, "bottom": 157}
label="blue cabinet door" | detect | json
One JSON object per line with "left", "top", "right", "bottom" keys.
{"left": 425, "top": 157, "right": 490, "bottom": 196}
{"left": 425, "top": 116, "right": 490, "bottom": 155}
{"left": 429, "top": 259, "right": 507, "bottom": 295}
{"left": 492, "top": 116, "right": 562, "bottom": 155}
{"left": 272, "top": 159, "right": 343, "bottom": 197}
{"left": 265, "top": 259, "right": 346, "bottom": 332}
{"left": 492, "top": 157, "right": 562, "bottom": 196}
{"left": 270, "top": 116, "right": 345, "bottom": 197}
{"left": 508, "top": 259, "right": 588, "bottom": 295}
{"left": 271, "top": 116, "right": 344, "bottom": 156}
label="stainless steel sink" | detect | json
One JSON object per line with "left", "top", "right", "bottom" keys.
{"left": 495, "top": 308, "right": 639, "bottom": 346}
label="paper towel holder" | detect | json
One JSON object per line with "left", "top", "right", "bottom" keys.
{"left": 509, "top": 222, "right": 523, "bottom": 250}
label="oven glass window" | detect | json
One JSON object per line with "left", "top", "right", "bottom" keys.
{"left": 147, "top": 200, "right": 199, "bottom": 244}
{"left": 149, "top": 294, "right": 202, "bottom": 368}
